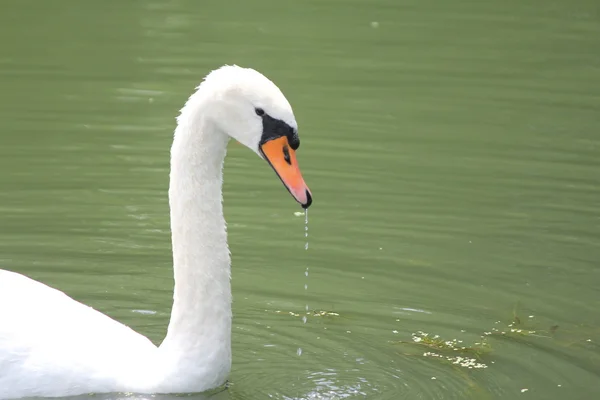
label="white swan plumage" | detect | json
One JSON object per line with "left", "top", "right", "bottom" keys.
{"left": 0, "top": 65, "right": 312, "bottom": 399}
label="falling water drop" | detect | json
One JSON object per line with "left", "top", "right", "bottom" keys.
{"left": 304, "top": 210, "right": 309, "bottom": 250}
{"left": 304, "top": 211, "right": 309, "bottom": 299}
{"left": 299, "top": 210, "right": 309, "bottom": 357}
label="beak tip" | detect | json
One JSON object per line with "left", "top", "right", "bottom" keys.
{"left": 301, "top": 190, "right": 312, "bottom": 209}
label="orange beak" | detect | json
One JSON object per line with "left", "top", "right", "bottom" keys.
{"left": 259, "top": 136, "right": 312, "bottom": 208}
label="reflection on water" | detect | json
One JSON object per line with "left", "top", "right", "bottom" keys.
{"left": 0, "top": 0, "right": 599, "bottom": 399}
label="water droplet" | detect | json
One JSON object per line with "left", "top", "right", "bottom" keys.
{"left": 301, "top": 210, "right": 310, "bottom": 348}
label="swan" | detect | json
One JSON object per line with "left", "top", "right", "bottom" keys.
{"left": 0, "top": 65, "right": 312, "bottom": 399}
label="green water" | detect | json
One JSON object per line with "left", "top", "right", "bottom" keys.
{"left": 1, "top": 0, "right": 599, "bottom": 399}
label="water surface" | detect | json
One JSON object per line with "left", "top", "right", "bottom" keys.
{"left": 0, "top": 0, "right": 599, "bottom": 399}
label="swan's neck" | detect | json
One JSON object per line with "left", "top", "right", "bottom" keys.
{"left": 157, "top": 101, "right": 231, "bottom": 390}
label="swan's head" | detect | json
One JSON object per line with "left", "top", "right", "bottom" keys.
{"left": 198, "top": 65, "right": 312, "bottom": 208}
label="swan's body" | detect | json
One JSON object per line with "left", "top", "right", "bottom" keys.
{"left": 0, "top": 65, "right": 312, "bottom": 399}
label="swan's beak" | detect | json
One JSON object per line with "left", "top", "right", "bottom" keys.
{"left": 259, "top": 136, "right": 312, "bottom": 209}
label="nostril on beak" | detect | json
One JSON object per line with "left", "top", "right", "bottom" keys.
{"left": 282, "top": 145, "right": 291, "bottom": 165}
{"left": 302, "top": 190, "right": 312, "bottom": 209}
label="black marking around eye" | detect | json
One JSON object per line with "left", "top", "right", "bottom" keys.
{"left": 259, "top": 113, "right": 300, "bottom": 150}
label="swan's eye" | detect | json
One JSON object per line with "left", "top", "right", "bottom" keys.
{"left": 255, "top": 108, "right": 265, "bottom": 116}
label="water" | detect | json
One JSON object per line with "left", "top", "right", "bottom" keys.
{"left": 298, "top": 210, "right": 309, "bottom": 357}
{"left": 303, "top": 213, "right": 309, "bottom": 295}
{"left": 305, "top": 210, "right": 309, "bottom": 250}
{"left": 0, "top": 0, "right": 599, "bottom": 399}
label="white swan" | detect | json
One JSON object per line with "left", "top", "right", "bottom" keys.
{"left": 0, "top": 65, "right": 312, "bottom": 399}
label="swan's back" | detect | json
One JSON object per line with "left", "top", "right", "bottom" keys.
{"left": 0, "top": 270, "right": 157, "bottom": 399}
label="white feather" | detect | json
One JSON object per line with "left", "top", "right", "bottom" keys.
{"left": 0, "top": 65, "right": 297, "bottom": 399}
